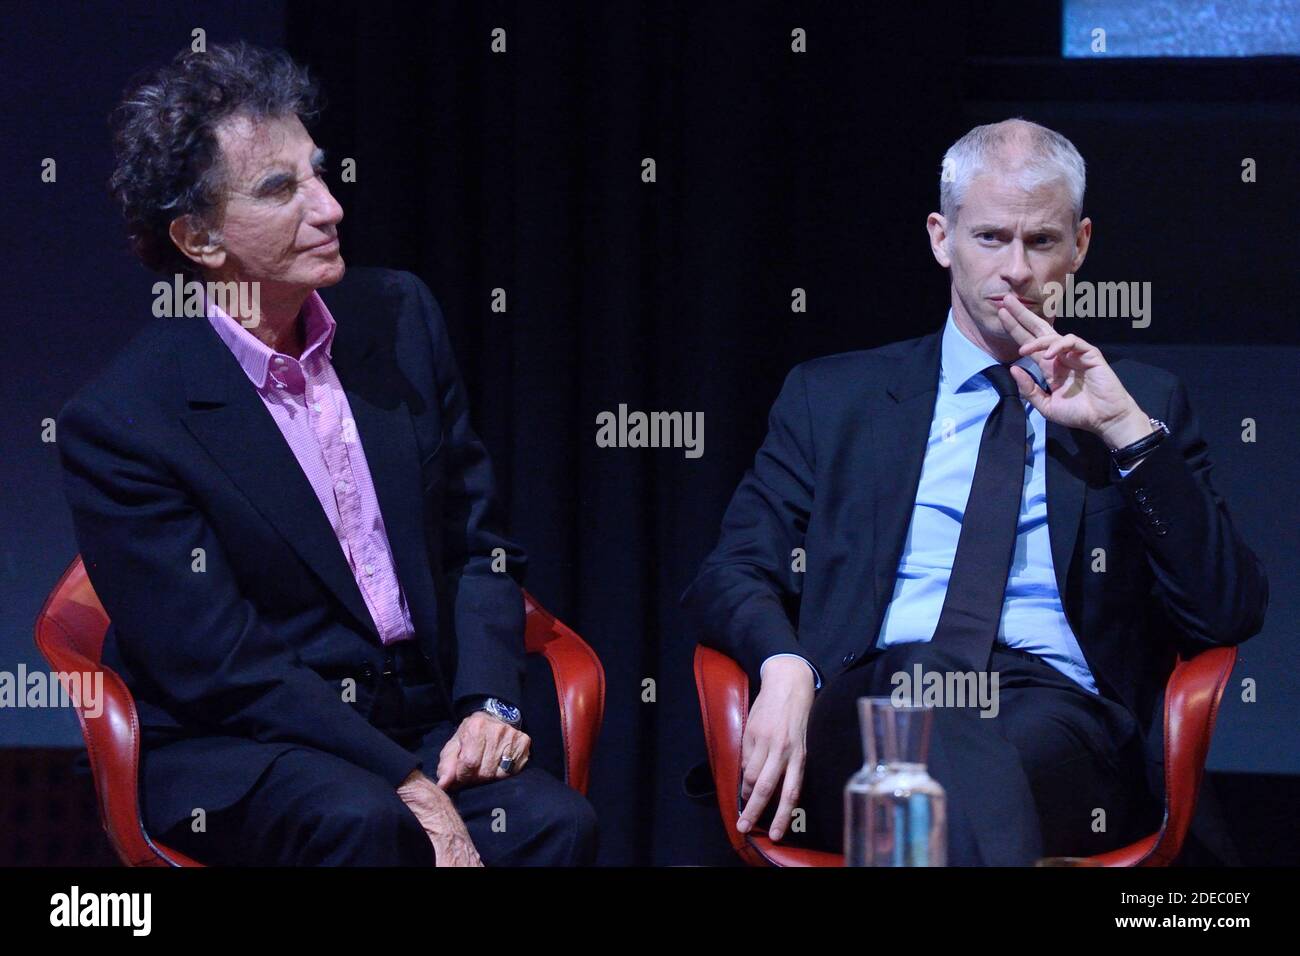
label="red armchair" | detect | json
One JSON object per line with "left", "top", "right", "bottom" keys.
{"left": 34, "top": 554, "right": 604, "bottom": 867}
{"left": 694, "top": 642, "right": 1237, "bottom": 867}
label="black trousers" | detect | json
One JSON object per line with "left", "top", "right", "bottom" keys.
{"left": 791, "top": 641, "right": 1160, "bottom": 865}
{"left": 155, "top": 644, "right": 598, "bottom": 866}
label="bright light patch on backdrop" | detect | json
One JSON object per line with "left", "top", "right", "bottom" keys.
{"left": 1064, "top": 0, "right": 1300, "bottom": 57}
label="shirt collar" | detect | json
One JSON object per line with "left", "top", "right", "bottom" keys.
{"left": 204, "top": 289, "right": 337, "bottom": 390}
{"left": 939, "top": 307, "right": 1047, "bottom": 398}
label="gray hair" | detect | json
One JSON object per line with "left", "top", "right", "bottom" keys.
{"left": 939, "top": 118, "right": 1086, "bottom": 227}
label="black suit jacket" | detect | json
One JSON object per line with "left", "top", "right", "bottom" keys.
{"left": 57, "top": 267, "right": 527, "bottom": 834}
{"left": 682, "top": 327, "right": 1268, "bottom": 842}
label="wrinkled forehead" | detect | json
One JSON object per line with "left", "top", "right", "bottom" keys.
{"left": 213, "top": 112, "right": 311, "bottom": 182}
{"left": 960, "top": 170, "right": 1076, "bottom": 229}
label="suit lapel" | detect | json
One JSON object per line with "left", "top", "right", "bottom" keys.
{"left": 871, "top": 330, "right": 943, "bottom": 619}
{"left": 179, "top": 312, "right": 435, "bottom": 646}
{"left": 869, "top": 327, "right": 1093, "bottom": 627}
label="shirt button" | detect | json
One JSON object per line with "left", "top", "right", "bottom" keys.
{"left": 336, "top": 480, "right": 347, "bottom": 493}
{"left": 364, "top": 563, "right": 374, "bottom": 576}
{"left": 311, "top": 402, "right": 322, "bottom": 412}
{"left": 274, "top": 357, "right": 286, "bottom": 366}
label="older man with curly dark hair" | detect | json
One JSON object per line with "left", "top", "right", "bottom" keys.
{"left": 56, "top": 41, "right": 597, "bottom": 866}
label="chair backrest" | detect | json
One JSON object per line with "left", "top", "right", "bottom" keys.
{"left": 34, "top": 557, "right": 108, "bottom": 667}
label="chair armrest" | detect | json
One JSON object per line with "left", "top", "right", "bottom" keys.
{"left": 1141, "top": 644, "right": 1238, "bottom": 866}
{"left": 34, "top": 557, "right": 191, "bottom": 865}
{"left": 693, "top": 645, "right": 751, "bottom": 855}
{"left": 523, "top": 590, "right": 604, "bottom": 795}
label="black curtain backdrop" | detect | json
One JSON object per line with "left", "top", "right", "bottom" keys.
{"left": 280, "top": 2, "right": 1299, "bottom": 866}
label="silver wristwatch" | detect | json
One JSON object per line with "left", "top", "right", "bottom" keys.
{"left": 481, "top": 696, "right": 522, "bottom": 728}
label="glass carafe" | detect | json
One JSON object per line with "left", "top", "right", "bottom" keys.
{"left": 844, "top": 696, "right": 947, "bottom": 866}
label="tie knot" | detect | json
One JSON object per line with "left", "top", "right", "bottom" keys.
{"left": 981, "top": 363, "right": 1020, "bottom": 399}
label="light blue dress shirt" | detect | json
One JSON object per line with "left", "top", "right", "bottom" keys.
{"left": 763, "top": 310, "right": 1143, "bottom": 693}
{"left": 873, "top": 310, "right": 1106, "bottom": 692}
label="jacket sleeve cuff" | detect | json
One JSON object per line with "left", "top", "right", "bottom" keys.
{"left": 377, "top": 746, "right": 424, "bottom": 789}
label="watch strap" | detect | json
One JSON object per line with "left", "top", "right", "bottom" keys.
{"left": 1110, "top": 417, "right": 1169, "bottom": 468}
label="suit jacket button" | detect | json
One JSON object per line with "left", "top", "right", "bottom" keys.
{"left": 842, "top": 652, "right": 856, "bottom": 665}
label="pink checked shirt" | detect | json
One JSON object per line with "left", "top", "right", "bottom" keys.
{"left": 205, "top": 291, "right": 415, "bottom": 646}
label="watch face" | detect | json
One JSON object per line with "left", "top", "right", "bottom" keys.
{"left": 488, "top": 697, "right": 521, "bottom": 724}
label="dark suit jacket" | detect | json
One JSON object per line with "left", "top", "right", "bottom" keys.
{"left": 57, "top": 267, "right": 528, "bottom": 835}
{"left": 682, "top": 327, "right": 1268, "bottom": 853}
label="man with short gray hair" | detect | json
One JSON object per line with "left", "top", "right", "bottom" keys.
{"left": 684, "top": 118, "right": 1267, "bottom": 864}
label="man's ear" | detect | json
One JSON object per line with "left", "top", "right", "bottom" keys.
{"left": 168, "top": 214, "right": 226, "bottom": 271}
{"left": 926, "top": 212, "right": 952, "bottom": 268}
{"left": 1070, "top": 216, "right": 1092, "bottom": 273}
